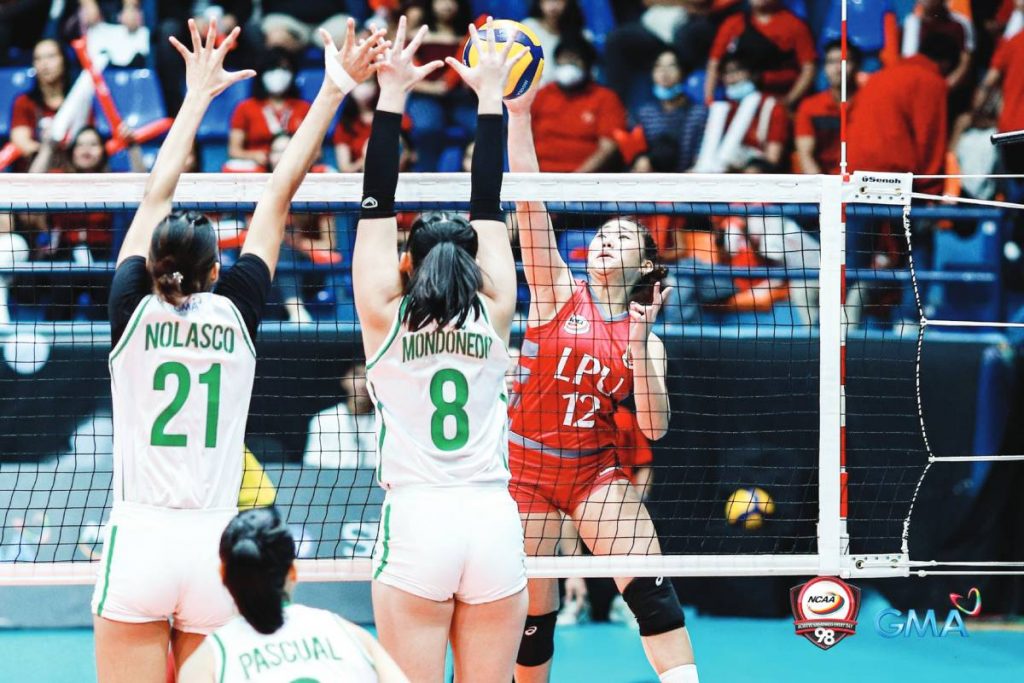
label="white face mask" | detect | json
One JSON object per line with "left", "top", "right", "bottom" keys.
{"left": 554, "top": 63, "right": 586, "bottom": 89}
{"left": 262, "top": 69, "right": 293, "bottom": 96}
{"left": 724, "top": 80, "right": 757, "bottom": 101}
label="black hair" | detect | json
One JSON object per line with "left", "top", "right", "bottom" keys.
{"left": 219, "top": 506, "right": 296, "bottom": 635}
{"left": 528, "top": 0, "right": 585, "bottom": 38}
{"left": 603, "top": 217, "right": 668, "bottom": 306}
{"left": 27, "top": 39, "right": 71, "bottom": 108}
{"left": 423, "top": 0, "right": 472, "bottom": 32}
{"left": 822, "top": 39, "right": 862, "bottom": 65}
{"left": 554, "top": 35, "right": 597, "bottom": 72}
{"left": 918, "top": 31, "right": 962, "bottom": 73}
{"left": 403, "top": 212, "right": 483, "bottom": 331}
{"left": 148, "top": 211, "right": 219, "bottom": 307}
{"left": 68, "top": 125, "right": 109, "bottom": 172}
{"left": 252, "top": 48, "right": 300, "bottom": 100}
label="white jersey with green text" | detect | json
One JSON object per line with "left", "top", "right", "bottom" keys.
{"left": 209, "top": 603, "right": 379, "bottom": 682}
{"left": 108, "top": 293, "right": 256, "bottom": 509}
{"left": 365, "top": 296, "right": 510, "bottom": 488}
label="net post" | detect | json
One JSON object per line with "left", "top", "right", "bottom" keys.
{"left": 818, "top": 174, "right": 845, "bottom": 576}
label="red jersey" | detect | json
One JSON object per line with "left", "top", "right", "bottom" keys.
{"left": 509, "top": 281, "right": 633, "bottom": 455}
{"left": 992, "top": 31, "right": 1024, "bottom": 134}
{"left": 794, "top": 89, "right": 841, "bottom": 174}
{"left": 614, "top": 406, "right": 653, "bottom": 473}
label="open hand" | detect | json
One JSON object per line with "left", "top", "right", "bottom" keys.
{"left": 169, "top": 18, "right": 256, "bottom": 100}
{"left": 320, "top": 19, "right": 390, "bottom": 93}
{"left": 376, "top": 16, "right": 445, "bottom": 95}
{"left": 445, "top": 17, "right": 530, "bottom": 106}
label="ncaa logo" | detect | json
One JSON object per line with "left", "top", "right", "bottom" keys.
{"left": 790, "top": 577, "right": 860, "bottom": 650}
{"left": 563, "top": 315, "right": 591, "bottom": 335}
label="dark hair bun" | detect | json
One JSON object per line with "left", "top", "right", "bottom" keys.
{"left": 232, "top": 538, "right": 262, "bottom": 563}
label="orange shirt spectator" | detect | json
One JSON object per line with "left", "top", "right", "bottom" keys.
{"left": 706, "top": 0, "right": 817, "bottom": 107}
{"left": 847, "top": 38, "right": 958, "bottom": 195}
{"left": 532, "top": 37, "right": 627, "bottom": 173}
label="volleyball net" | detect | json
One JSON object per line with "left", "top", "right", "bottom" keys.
{"left": 0, "top": 171, "right": 1018, "bottom": 585}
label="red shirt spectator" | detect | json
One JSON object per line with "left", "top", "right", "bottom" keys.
{"left": 986, "top": 30, "right": 1024, "bottom": 134}
{"left": 707, "top": 0, "right": 817, "bottom": 106}
{"left": 532, "top": 82, "right": 627, "bottom": 172}
{"left": 9, "top": 39, "right": 72, "bottom": 168}
{"left": 794, "top": 40, "right": 860, "bottom": 175}
{"left": 229, "top": 98, "right": 310, "bottom": 163}
{"left": 902, "top": 0, "right": 974, "bottom": 90}
{"left": 847, "top": 54, "right": 949, "bottom": 195}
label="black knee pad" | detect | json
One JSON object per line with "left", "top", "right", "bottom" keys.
{"left": 621, "top": 576, "right": 686, "bottom": 637}
{"left": 516, "top": 611, "right": 557, "bottom": 667}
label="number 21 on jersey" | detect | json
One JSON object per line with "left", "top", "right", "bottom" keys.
{"left": 150, "top": 361, "right": 221, "bottom": 448}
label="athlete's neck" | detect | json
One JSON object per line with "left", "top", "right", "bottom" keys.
{"left": 588, "top": 280, "right": 630, "bottom": 317}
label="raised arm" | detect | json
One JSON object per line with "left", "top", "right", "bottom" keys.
{"left": 353, "top": 17, "right": 443, "bottom": 348}
{"left": 504, "top": 83, "right": 574, "bottom": 323}
{"left": 445, "top": 20, "right": 528, "bottom": 340}
{"left": 243, "top": 20, "right": 388, "bottom": 277}
{"left": 629, "top": 283, "right": 673, "bottom": 440}
{"left": 117, "top": 20, "right": 255, "bottom": 266}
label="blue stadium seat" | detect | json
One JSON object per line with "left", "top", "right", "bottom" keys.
{"left": 198, "top": 78, "right": 251, "bottom": 142}
{"left": 295, "top": 69, "right": 324, "bottom": 103}
{"left": 819, "top": 0, "right": 895, "bottom": 53}
{"left": 929, "top": 221, "right": 1002, "bottom": 322}
{"left": 782, "top": 0, "right": 808, "bottom": 20}
{"left": 92, "top": 68, "right": 167, "bottom": 137}
{"left": 436, "top": 145, "right": 465, "bottom": 173}
{"left": 472, "top": 0, "right": 528, "bottom": 20}
{"left": 579, "top": 0, "right": 616, "bottom": 47}
{"left": 558, "top": 229, "right": 596, "bottom": 264}
{"left": 0, "top": 67, "right": 34, "bottom": 140}
{"left": 683, "top": 69, "right": 707, "bottom": 105}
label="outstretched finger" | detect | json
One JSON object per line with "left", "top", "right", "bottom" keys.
{"left": 342, "top": 17, "right": 356, "bottom": 53}
{"left": 216, "top": 26, "right": 242, "bottom": 57}
{"left": 168, "top": 35, "right": 191, "bottom": 61}
{"left": 657, "top": 285, "right": 673, "bottom": 305}
{"left": 467, "top": 23, "right": 481, "bottom": 58}
{"left": 228, "top": 68, "right": 257, "bottom": 85}
{"left": 188, "top": 18, "right": 202, "bottom": 51}
{"left": 205, "top": 16, "right": 217, "bottom": 52}
{"left": 503, "top": 46, "right": 530, "bottom": 74}
{"left": 403, "top": 24, "right": 430, "bottom": 60}
{"left": 415, "top": 59, "right": 446, "bottom": 80}
{"left": 319, "top": 27, "right": 337, "bottom": 53}
{"left": 363, "top": 35, "right": 391, "bottom": 64}
{"left": 393, "top": 15, "right": 407, "bottom": 56}
{"left": 485, "top": 17, "right": 497, "bottom": 55}
{"left": 444, "top": 56, "right": 470, "bottom": 80}
{"left": 501, "top": 27, "right": 520, "bottom": 60}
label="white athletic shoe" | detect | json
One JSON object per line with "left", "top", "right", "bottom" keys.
{"left": 557, "top": 598, "right": 590, "bottom": 626}
{"left": 608, "top": 595, "right": 638, "bottom": 630}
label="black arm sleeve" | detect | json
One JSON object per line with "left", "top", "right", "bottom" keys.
{"left": 108, "top": 257, "right": 151, "bottom": 349}
{"left": 213, "top": 254, "right": 273, "bottom": 341}
{"left": 360, "top": 111, "right": 403, "bottom": 220}
{"left": 470, "top": 113, "right": 505, "bottom": 223}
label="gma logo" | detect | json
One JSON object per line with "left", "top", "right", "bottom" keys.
{"left": 875, "top": 609, "right": 969, "bottom": 638}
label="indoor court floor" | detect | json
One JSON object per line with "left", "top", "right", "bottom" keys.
{"left": 1, "top": 592, "right": 1021, "bottom": 682}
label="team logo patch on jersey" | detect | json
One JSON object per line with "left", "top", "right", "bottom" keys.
{"left": 563, "top": 315, "right": 591, "bottom": 335}
{"left": 622, "top": 348, "right": 634, "bottom": 370}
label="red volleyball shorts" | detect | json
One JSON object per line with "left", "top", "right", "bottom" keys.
{"left": 508, "top": 442, "right": 631, "bottom": 516}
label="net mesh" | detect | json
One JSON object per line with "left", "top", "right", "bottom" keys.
{"left": 4, "top": 172, "right": 1007, "bottom": 581}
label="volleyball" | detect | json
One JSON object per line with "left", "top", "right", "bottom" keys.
{"left": 461, "top": 19, "right": 545, "bottom": 99}
{"left": 725, "top": 487, "right": 775, "bottom": 530}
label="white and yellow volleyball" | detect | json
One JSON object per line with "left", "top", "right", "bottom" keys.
{"left": 725, "top": 487, "right": 776, "bottom": 530}
{"left": 462, "top": 19, "right": 545, "bottom": 100}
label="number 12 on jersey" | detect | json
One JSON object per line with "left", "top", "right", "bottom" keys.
{"left": 151, "top": 361, "right": 221, "bottom": 448}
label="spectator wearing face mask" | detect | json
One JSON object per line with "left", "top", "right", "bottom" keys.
{"left": 692, "top": 54, "right": 789, "bottom": 173}
{"left": 227, "top": 49, "right": 310, "bottom": 171}
{"left": 530, "top": 37, "right": 628, "bottom": 172}
{"left": 522, "top": 0, "right": 593, "bottom": 87}
{"left": 630, "top": 49, "right": 708, "bottom": 172}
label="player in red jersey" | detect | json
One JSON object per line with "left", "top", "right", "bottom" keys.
{"left": 506, "top": 87, "right": 699, "bottom": 683}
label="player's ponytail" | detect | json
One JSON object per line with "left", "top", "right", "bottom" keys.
{"left": 219, "top": 506, "right": 296, "bottom": 635}
{"left": 620, "top": 217, "right": 669, "bottom": 306}
{"left": 403, "top": 213, "right": 483, "bottom": 331}
{"left": 149, "top": 211, "right": 218, "bottom": 307}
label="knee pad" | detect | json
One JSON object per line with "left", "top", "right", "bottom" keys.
{"left": 516, "top": 611, "right": 557, "bottom": 667}
{"left": 621, "top": 576, "right": 686, "bottom": 637}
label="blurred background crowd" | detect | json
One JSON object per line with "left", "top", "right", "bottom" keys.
{"left": 0, "top": 0, "right": 1022, "bottom": 327}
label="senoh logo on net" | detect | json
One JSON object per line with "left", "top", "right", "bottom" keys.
{"left": 790, "top": 577, "right": 861, "bottom": 650}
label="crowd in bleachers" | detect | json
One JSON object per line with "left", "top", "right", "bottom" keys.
{"left": 0, "top": 0, "right": 1023, "bottom": 325}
